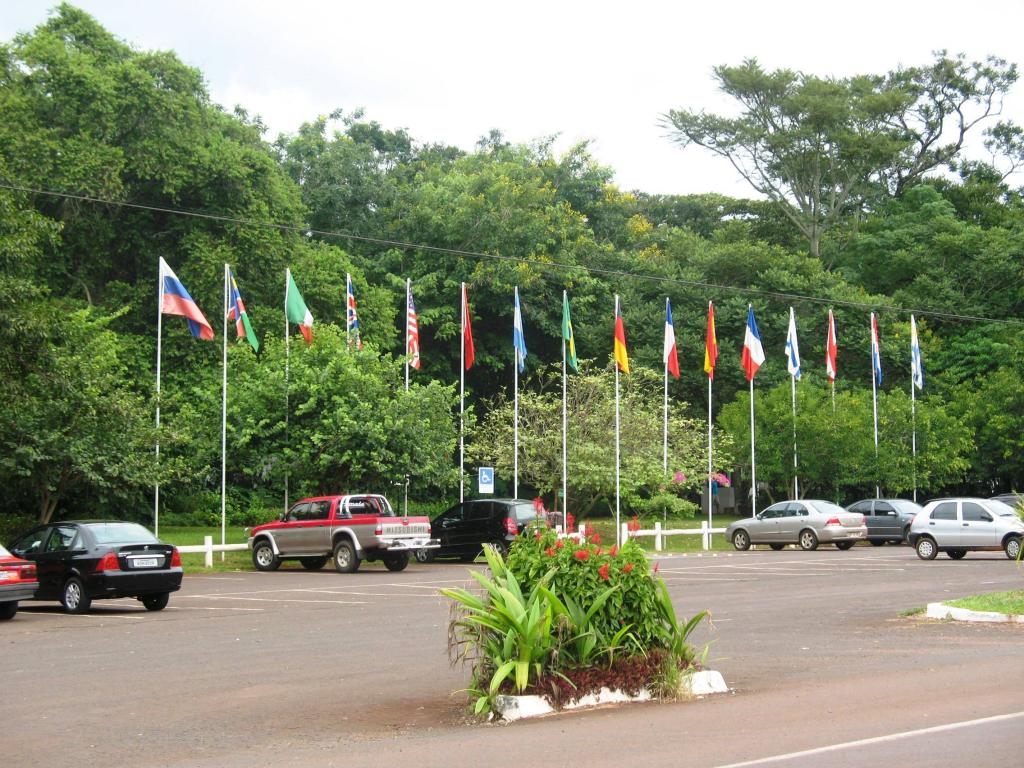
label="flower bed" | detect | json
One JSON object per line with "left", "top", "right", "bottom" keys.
{"left": 442, "top": 527, "right": 710, "bottom": 717}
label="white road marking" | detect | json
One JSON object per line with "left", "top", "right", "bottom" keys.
{"left": 193, "top": 595, "right": 367, "bottom": 605}
{"left": 167, "top": 605, "right": 264, "bottom": 612}
{"left": 710, "top": 710, "right": 1024, "bottom": 768}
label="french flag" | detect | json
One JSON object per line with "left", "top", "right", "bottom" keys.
{"left": 159, "top": 257, "right": 213, "bottom": 340}
{"left": 741, "top": 304, "right": 765, "bottom": 381}
{"left": 664, "top": 298, "right": 680, "bottom": 379}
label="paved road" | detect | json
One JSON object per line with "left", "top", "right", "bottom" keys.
{"left": 3, "top": 546, "right": 1022, "bottom": 767}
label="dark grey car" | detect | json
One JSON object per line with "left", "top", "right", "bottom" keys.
{"left": 845, "top": 498, "right": 922, "bottom": 545}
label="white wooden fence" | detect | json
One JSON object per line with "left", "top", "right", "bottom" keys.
{"left": 569, "top": 521, "right": 725, "bottom": 551}
{"left": 177, "top": 536, "right": 248, "bottom": 567}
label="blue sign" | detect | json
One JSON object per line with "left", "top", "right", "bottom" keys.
{"left": 478, "top": 467, "right": 494, "bottom": 494}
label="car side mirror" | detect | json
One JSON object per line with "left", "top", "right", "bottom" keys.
{"left": 755, "top": 513, "right": 764, "bottom": 520}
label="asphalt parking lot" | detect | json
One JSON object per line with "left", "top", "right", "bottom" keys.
{"left": 3, "top": 546, "right": 1022, "bottom": 767}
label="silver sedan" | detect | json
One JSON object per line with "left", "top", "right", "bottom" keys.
{"left": 725, "top": 500, "right": 868, "bottom": 551}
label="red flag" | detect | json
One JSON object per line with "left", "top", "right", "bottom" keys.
{"left": 825, "top": 309, "right": 837, "bottom": 383}
{"left": 462, "top": 283, "right": 475, "bottom": 370}
{"left": 703, "top": 301, "right": 718, "bottom": 380}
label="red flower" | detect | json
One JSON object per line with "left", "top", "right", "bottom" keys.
{"left": 566, "top": 513, "right": 575, "bottom": 532}
{"left": 590, "top": 533, "right": 601, "bottom": 545}
{"left": 555, "top": 540, "right": 564, "bottom": 549}
{"left": 623, "top": 562, "right": 635, "bottom": 573}
{"left": 534, "top": 531, "right": 542, "bottom": 540}
{"left": 652, "top": 562, "right": 660, "bottom": 574}
{"left": 594, "top": 547, "right": 603, "bottom": 556}
{"left": 609, "top": 545, "right": 618, "bottom": 557}
{"left": 598, "top": 563, "right": 610, "bottom": 581}
{"left": 544, "top": 547, "right": 556, "bottom": 557}
{"left": 574, "top": 549, "right": 590, "bottom": 561}
{"left": 627, "top": 515, "right": 641, "bottom": 532}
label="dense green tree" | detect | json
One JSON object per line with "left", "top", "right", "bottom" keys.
{"left": 664, "top": 53, "right": 1018, "bottom": 258}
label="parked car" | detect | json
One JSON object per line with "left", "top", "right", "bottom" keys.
{"left": 421, "top": 499, "right": 545, "bottom": 562}
{"left": 845, "top": 498, "right": 923, "bottom": 545}
{"left": 989, "top": 492, "right": 1023, "bottom": 511}
{"left": 0, "top": 543, "right": 38, "bottom": 620}
{"left": 6, "top": 521, "right": 183, "bottom": 614}
{"left": 248, "top": 494, "right": 436, "bottom": 573}
{"left": 725, "top": 500, "right": 868, "bottom": 551}
{"left": 908, "top": 498, "right": 1024, "bottom": 560}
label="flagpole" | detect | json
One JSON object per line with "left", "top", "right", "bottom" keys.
{"left": 707, "top": 376, "right": 713, "bottom": 534}
{"left": 562, "top": 290, "right": 568, "bottom": 525}
{"left": 871, "top": 314, "right": 880, "bottom": 498}
{"left": 911, "top": 315, "right": 918, "bottom": 503}
{"left": 346, "top": 273, "right": 351, "bottom": 347}
{"left": 663, "top": 298, "right": 669, "bottom": 479}
{"left": 221, "top": 264, "right": 228, "bottom": 559}
{"left": 791, "top": 373, "right": 799, "bottom": 498}
{"left": 460, "top": 282, "right": 466, "bottom": 505}
{"left": 514, "top": 290, "right": 519, "bottom": 500}
{"left": 154, "top": 260, "right": 164, "bottom": 537}
{"left": 284, "top": 270, "right": 290, "bottom": 514}
{"left": 405, "top": 278, "right": 410, "bottom": 393}
{"left": 614, "top": 294, "right": 621, "bottom": 548}
{"left": 750, "top": 378, "right": 756, "bottom": 517}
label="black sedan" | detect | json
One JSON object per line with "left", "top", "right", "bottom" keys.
{"left": 7, "top": 521, "right": 183, "bottom": 614}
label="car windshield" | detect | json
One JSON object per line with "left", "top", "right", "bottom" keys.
{"left": 810, "top": 500, "right": 849, "bottom": 516}
{"left": 890, "top": 500, "right": 924, "bottom": 514}
{"left": 987, "top": 500, "right": 1019, "bottom": 517}
{"left": 85, "top": 523, "right": 159, "bottom": 545}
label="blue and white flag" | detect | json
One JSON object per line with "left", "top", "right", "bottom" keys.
{"left": 785, "top": 306, "right": 801, "bottom": 380}
{"left": 871, "top": 312, "right": 883, "bottom": 386}
{"left": 513, "top": 286, "right": 527, "bottom": 373}
{"left": 910, "top": 314, "right": 924, "bottom": 390}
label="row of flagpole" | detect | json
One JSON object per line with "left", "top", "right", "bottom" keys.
{"left": 156, "top": 259, "right": 927, "bottom": 540}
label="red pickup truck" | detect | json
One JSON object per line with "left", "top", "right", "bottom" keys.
{"left": 248, "top": 494, "right": 437, "bottom": 573}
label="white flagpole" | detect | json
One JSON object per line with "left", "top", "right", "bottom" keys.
{"left": 221, "top": 264, "right": 229, "bottom": 559}
{"left": 562, "top": 290, "right": 568, "bottom": 525}
{"left": 284, "top": 270, "right": 290, "bottom": 514}
{"left": 663, "top": 298, "right": 669, "bottom": 478}
{"left": 514, "top": 288, "right": 519, "bottom": 500}
{"left": 791, "top": 373, "right": 799, "bottom": 499}
{"left": 707, "top": 376, "right": 713, "bottom": 533}
{"left": 154, "top": 259, "right": 164, "bottom": 536}
{"left": 614, "top": 294, "right": 621, "bottom": 547}
{"left": 871, "top": 313, "right": 880, "bottom": 498}
{"left": 911, "top": 315, "right": 918, "bottom": 503}
{"left": 405, "top": 278, "right": 410, "bottom": 393}
{"left": 460, "top": 282, "right": 466, "bottom": 505}
{"left": 345, "top": 273, "right": 351, "bottom": 347}
{"left": 750, "top": 378, "right": 756, "bottom": 517}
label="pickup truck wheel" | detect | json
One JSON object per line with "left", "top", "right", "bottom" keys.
{"left": 300, "top": 556, "right": 328, "bottom": 571}
{"left": 384, "top": 552, "right": 410, "bottom": 572}
{"left": 252, "top": 540, "right": 281, "bottom": 571}
{"left": 333, "top": 540, "right": 359, "bottom": 573}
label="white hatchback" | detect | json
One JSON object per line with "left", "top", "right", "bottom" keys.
{"left": 908, "top": 498, "right": 1023, "bottom": 560}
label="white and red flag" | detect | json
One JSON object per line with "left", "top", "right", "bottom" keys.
{"left": 826, "top": 309, "right": 838, "bottom": 383}
{"left": 664, "top": 298, "right": 680, "bottom": 379}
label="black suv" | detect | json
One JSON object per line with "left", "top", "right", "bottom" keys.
{"left": 419, "top": 499, "right": 543, "bottom": 562}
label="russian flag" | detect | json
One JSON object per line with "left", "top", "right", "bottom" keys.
{"left": 664, "top": 298, "right": 680, "bottom": 379}
{"left": 159, "top": 258, "right": 213, "bottom": 340}
{"left": 741, "top": 305, "right": 765, "bottom": 381}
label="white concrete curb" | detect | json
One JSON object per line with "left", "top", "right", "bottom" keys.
{"left": 926, "top": 602, "right": 1024, "bottom": 624}
{"left": 493, "top": 670, "right": 729, "bottom": 721}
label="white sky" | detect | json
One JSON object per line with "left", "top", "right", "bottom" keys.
{"left": 4, "top": 1, "right": 1024, "bottom": 195}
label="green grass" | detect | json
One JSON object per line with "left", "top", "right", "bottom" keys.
{"left": 947, "top": 590, "right": 1024, "bottom": 615}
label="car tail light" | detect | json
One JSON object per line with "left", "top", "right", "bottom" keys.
{"left": 95, "top": 552, "right": 120, "bottom": 572}
{"left": 825, "top": 517, "right": 842, "bottom": 527}
{"left": 374, "top": 524, "right": 383, "bottom": 536}
{"left": 170, "top": 548, "right": 182, "bottom": 567}
{"left": 504, "top": 517, "right": 517, "bottom": 535}
{"left": 21, "top": 563, "right": 36, "bottom": 580}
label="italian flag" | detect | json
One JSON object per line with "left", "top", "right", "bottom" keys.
{"left": 286, "top": 269, "right": 313, "bottom": 344}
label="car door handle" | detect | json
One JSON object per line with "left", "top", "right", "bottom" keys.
{"left": 962, "top": 523, "right": 970, "bottom": 527}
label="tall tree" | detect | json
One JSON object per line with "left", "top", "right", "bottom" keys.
{"left": 663, "top": 53, "right": 1018, "bottom": 259}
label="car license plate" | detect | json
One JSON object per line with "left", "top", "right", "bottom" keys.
{"left": 0, "top": 571, "right": 13, "bottom": 580}
{"left": 133, "top": 558, "right": 159, "bottom": 568}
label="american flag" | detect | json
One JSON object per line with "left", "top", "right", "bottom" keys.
{"left": 406, "top": 282, "right": 420, "bottom": 369}
{"left": 346, "top": 273, "right": 362, "bottom": 350}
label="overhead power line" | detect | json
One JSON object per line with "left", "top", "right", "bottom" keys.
{"left": 3, "top": 180, "right": 1023, "bottom": 328}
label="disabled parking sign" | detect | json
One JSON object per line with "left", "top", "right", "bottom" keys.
{"left": 478, "top": 467, "right": 494, "bottom": 494}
